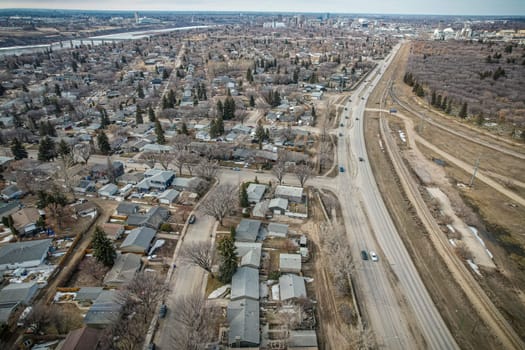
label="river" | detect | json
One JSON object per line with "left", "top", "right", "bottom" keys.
{"left": 0, "top": 25, "right": 211, "bottom": 57}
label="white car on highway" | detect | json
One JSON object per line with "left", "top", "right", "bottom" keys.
{"left": 370, "top": 251, "right": 379, "bottom": 262}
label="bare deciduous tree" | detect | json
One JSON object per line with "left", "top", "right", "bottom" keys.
{"left": 180, "top": 241, "right": 214, "bottom": 277}
{"left": 72, "top": 143, "right": 91, "bottom": 164}
{"left": 170, "top": 294, "right": 221, "bottom": 350}
{"left": 200, "top": 183, "right": 238, "bottom": 226}
{"left": 272, "top": 151, "right": 289, "bottom": 185}
{"left": 294, "top": 163, "right": 313, "bottom": 188}
{"left": 194, "top": 158, "right": 219, "bottom": 180}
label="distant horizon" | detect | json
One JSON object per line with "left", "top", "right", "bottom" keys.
{"left": 0, "top": 8, "right": 524, "bottom": 18}
{"left": 0, "top": 0, "right": 524, "bottom": 17}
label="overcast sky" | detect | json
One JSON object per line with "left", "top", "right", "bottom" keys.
{"left": 0, "top": 0, "right": 524, "bottom": 16}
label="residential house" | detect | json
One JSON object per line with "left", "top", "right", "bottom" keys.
{"left": 268, "top": 223, "right": 288, "bottom": 238}
{"left": 74, "top": 202, "right": 98, "bottom": 218}
{"left": 119, "top": 227, "right": 156, "bottom": 254}
{"left": 83, "top": 290, "right": 122, "bottom": 328}
{"left": 103, "top": 253, "right": 141, "bottom": 287}
{"left": 252, "top": 200, "right": 269, "bottom": 218}
{"left": 0, "top": 201, "right": 20, "bottom": 220}
{"left": 74, "top": 180, "right": 96, "bottom": 194}
{"left": 90, "top": 162, "right": 124, "bottom": 180}
{"left": 57, "top": 326, "right": 102, "bottom": 350}
{"left": 136, "top": 169, "right": 175, "bottom": 192}
{"left": 231, "top": 266, "right": 259, "bottom": 301}
{"left": 158, "top": 189, "right": 180, "bottom": 205}
{"left": 227, "top": 298, "right": 260, "bottom": 347}
{"left": 279, "top": 274, "right": 307, "bottom": 301}
{"left": 115, "top": 202, "right": 140, "bottom": 217}
{"left": 275, "top": 185, "right": 304, "bottom": 203}
{"left": 246, "top": 184, "right": 267, "bottom": 204}
{"left": 140, "top": 144, "right": 172, "bottom": 153}
{"left": 288, "top": 330, "right": 318, "bottom": 349}
{"left": 98, "top": 183, "right": 119, "bottom": 198}
{"left": 0, "top": 239, "right": 51, "bottom": 271}
{"left": 117, "top": 172, "right": 145, "bottom": 185}
{"left": 11, "top": 208, "right": 41, "bottom": 235}
{"left": 234, "top": 242, "right": 262, "bottom": 269}
{"left": 101, "top": 223, "right": 124, "bottom": 241}
{"left": 171, "top": 177, "right": 205, "bottom": 193}
{"left": 279, "top": 253, "right": 302, "bottom": 274}
{"left": 235, "top": 219, "right": 262, "bottom": 242}
{"left": 0, "top": 282, "right": 39, "bottom": 325}
{"left": 1, "top": 185, "right": 24, "bottom": 201}
{"left": 126, "top": 206, "right": 169, "bottom": 229}
{"left": 268, "top": 197, "right": 288, "bottom": 215}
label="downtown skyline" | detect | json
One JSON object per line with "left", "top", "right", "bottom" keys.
{"left": 0, "top": 0, "right": 524, "bottom": 16}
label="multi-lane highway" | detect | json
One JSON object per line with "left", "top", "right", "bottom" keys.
{"left": 336, "top": 45, "right": 458, "bottom": 349}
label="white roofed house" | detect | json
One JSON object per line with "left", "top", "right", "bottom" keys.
{"left": 275, "top": 185, "right": 304, "bottom": 203}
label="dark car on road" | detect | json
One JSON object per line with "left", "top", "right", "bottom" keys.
{"left": 188, "top": 214, "right": 196, "bottom": 224}
{"left": 361, "top": 250, "right": 369, "bottom": 260}
{"left": 159, "top": 304, "right": 167, "bottom": 318}
{"left": 359, "top": 157, "right": 364, "bottom": 162}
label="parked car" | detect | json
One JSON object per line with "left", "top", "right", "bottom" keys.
{"left": 339, "top": 166, "right": 345, "bottom": 173}
{"left": 361, "top": 250, "right": 369, "bottom": 260}
{"left": 188, "top": 214, "right": 196, "bottom": 224}
{"left": 359, "top": 157, "right": 364, "bottom": 162}
{"left": 159, "top": 304, "right": 167, "bottom": 318}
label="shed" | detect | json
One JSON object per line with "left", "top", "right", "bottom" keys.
{"left": 268, "top": 223, "right": 288, "bottom": 238}
{"left": 279, "top": 253, "right": 302, "bottom": 274}
{"left": 158, "top": 189, "right": 180, "bottom": 205}
{"left": 116, "top": 202, "right": 140, "bottom": 216}
{"left": 288, "top": 330, "right": 318, "bottom": 349}
{"left": 101, "top": 223, "right": 125, "bottom": 241}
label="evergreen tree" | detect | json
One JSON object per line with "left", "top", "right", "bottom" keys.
{"left": 246, "top": 68, "right": 253, "bottom": 83}
{"left": 137, "top": 83, "right": 145, "bottom": 99}
{"left": 92, "top": 227, "right": 116, "bottom": 267}
{"left": 162, "top": 69, "right": 169, "bottom": 80}
{"left": 155, "top": 119, "right": 166, "bottom": 144}
{"left": 54, "top": 83, "right": 61, "bottom": 97}
{"left": 10, "top": 138, "right": 28, "bottom": 160}
{"left": 446, "top": 100, "right": 452, "bottom": 114}
{"left": 136, "top": 106, "right": 144, "bottom": 124}
{"left": 216, "top": 116, "right": 224, "bottom": 136}
{"left": 240, "top": 183, "right": 249, "bottom": 208}
{"left": 459, "top": 102, "right": 468, "bottom": 119}
{"left": 209, "top": 119, "right": 218, "bottom": 139}
{"left": 436, "top": 95, "right": 442, "bottom": 108}
{"left": 38, "top": 136, "right": 56, "bottom": 162}
{"left": 0, "top": 84, "right": 5, "bottom": 97}
{"left": 181, "top": 122, "right": 189, "bottom": 135}
{"left": 216, "top": 100, "right": 224, "bottom": 118}
{"left": 97, "top": 131, "right": 111, "bottom": 155}
{"left": 57, "top": 139, "right": 71, "bottom": 158}
{"left": 100, "top": 109, "right": 110, "bottom": 129}
{"left": 441, "top": 96, "right": 448, "bottom": 110}
{"left": 148, "top": 105, "right": 156, "bottom": 122}
{"left": 217, "top": 236, "right": 238, "bottom": 283}
{"left": 431, "top": 91, "right": 436, "bottom": 106}
{"left": 249, "top": 95, "right": 255, "bottom": 108}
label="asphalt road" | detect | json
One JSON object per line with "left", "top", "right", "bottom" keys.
{"left": 336, "top": 44, "right": 458, "bottom": 349}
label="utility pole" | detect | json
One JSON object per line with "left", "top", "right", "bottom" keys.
{"left": 469, "top": 155, "right": 481, "bottom": 187}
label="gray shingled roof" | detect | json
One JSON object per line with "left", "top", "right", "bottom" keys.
{"left": 236, "top": 219, "right": 262, "bottom": 242}
{"left": 0, "top": 239, "right": 51, "bottom": 268}
{"left": 0, "top": 282, "right": 38, "bottom": 305}
{"left": 120, "top": 227, "right": 156, "bottom": 253}
{"left": 84, "top": 290, "right": 122, "bottom": 327}
{"left": 288, "top": 330, "right": 318, "bottom": 347}
{"left": 103, "top": 253, "right": 141, "bottom": 286}
{"left": 246, "top": 184, "right": 267, "bottom": 203}
{"left": 279, "top": 253, "right": 302, "bottom": 273}
{"left": 235, "top": 242, "right": 262, "bottom": 268}
{"left": 231, "top": 266, "right": 259, "bottom": 301}
{"left": 227, "top": 298, "right": 260, "bottom": 347}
